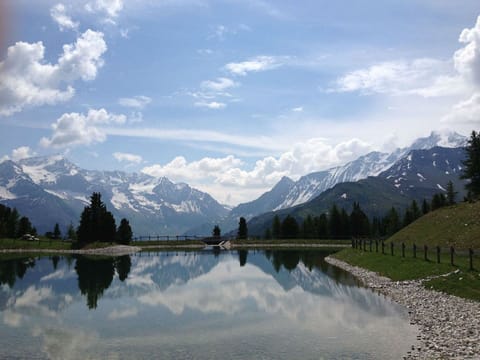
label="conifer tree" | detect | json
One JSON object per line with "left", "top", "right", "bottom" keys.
{"left": 461, "top": 130, "right": 480, "bottom": 199}
{"left": 117, "top": 218, "right": 133, "bottom": 245}
{"left": 237, "top": 217, "right": 248, "bottom": 239}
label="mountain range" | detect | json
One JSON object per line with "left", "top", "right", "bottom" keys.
{"left": 0, "top": 130, "right": 468, "bottom": 236}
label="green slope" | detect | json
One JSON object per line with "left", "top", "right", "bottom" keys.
{"left": 388, "top": 201, "right": 480, "bottom": 249}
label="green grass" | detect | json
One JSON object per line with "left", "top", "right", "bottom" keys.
{"left": 0, "top": 238, "right": 72, "bottom": 250}
{"left": 387, "top": 201, "right": 480, "bottom": 249}
{"left": 333, "top": 247, "right": 480, "bottom": 301}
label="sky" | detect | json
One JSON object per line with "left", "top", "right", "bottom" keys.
{"left": 0, "top": 0, "right": 480, "bottom": 206}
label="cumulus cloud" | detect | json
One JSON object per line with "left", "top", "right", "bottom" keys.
{"left": 454, "top": 15, "right": 480, "bottom": 87}
{"left": 442, "top": 92, "right": 480, "bottom": 124}
{"left": 1, "top": 146, "right": 36, "bottom": 163}
{"left": 224, "top": 55, "right": 286, "bottom": 76}
{"left": 50, "top": 3, "right": 79, "bottom": 31}
{"left": 113, "top": 152, "right": 143, "bottom": 164}
{"left": 142, "top": 137, "right": 372, "bottom": 204}
{"left": 0, "top": 29, "right": 107, "bottom": 116}
{"left": 40, "top": 108, "right": 126, "bottom": 148}
{"left": 85, "top": 0, "right": 124, "bottom": 21}
{"left": 118, "top": 95, "right": 152, "bottom": 109}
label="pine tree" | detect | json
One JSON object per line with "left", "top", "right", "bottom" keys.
{"left": 212, "top": 225, "right": 221, "bottom": 238}
{"left": 281, "top": 215, "right": 299, "bottom": 239}
{"left": 315, "top": 213, "right": 329, "bottom": 239}
{"left": 272, "top": 215, "right": 281, "bottom": 239}
{"left": 421, "top": 199, "right": 430, "bottom": 215}
{"left": 16, "top": 216, "right": 33, "bottom": 237}
{"left": 77, "top": 192, "right": 117, "bottom": 244}
{"left": 384, "top": 207, "right": 400, "bottom": 236}
{"left": 350, "top": 202, "right": 370, "bottom": 237}
{"left": 53, "top": 223, "right": 61, "bottom": 240}
{"left": 237, "top": 217, "right": 248, "bottom": 239}
{"left": 446, "top": 180, "right": 457, "bottom": 205}
{"left": 461, "top": 130, "right": 480, "bottom": 199}
{"left": 116, "top": 218, "right": 133, "bottom": 245}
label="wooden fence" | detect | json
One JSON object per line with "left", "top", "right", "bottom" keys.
{"left": 352, "top": 238, "right": 476, "bottom": 271}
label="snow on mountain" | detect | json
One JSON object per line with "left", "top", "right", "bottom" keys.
{"left": 0, "top": 156, "right": 229, "bottom": 235}
{"left": 272, "top": 130, "right": 466, "bottom": 211}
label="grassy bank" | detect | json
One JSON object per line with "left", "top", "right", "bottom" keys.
{"left": 333, "top": 247, "right": 480, "bottom": 301}
{"left": 0, "top": 238, "right": 73, "bottom": 250}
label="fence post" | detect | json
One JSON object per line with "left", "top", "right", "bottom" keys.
{"left": 375, "top": 240, "right": 378, "bottom": 253}
{"left": 351, "top": 238, "right": 355, "bottom": 249}
{"left": 402, "top": 243, "right": 405, "bottom": 258}
{"left": 424, "top": 245, "right": 428, "bottom": 261}
{"left": 469, "top": 248, "right": 474, "bottom": 271}
{"left": 436, "top": 246, "right": 441, "bottom": 264}
{"left": 391, "top": 242, "right": 394, "bottom": 256}
{"left": 363, "top": 239, "right": 367, "bottom": 251}
{"left": 413, "top": 244, "right": 416, "bottom": 258}
{"left": 450, "top": 246, "right": 455, "bottom": 266}
{"left": 369, "top": 239, "right": 372, "bottom": 252}
{"left": 382, "top": 241, "right": 385, "bottom": 255}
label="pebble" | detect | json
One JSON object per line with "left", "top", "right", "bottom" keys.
{"left": 325, "top": 256, "right": 480, "bottom": 359}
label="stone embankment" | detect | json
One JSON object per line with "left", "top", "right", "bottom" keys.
{"left": 0, "top": 245, "right": 142, "bottom": 256}
{"left": 325, "top": 256, "right": 480, "bottom": 359}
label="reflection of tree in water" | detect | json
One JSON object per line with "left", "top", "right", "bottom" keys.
{"left": 0, "top": 258, "right": 35, "bottom": 288}
{"left": 75, "top": 255, "right": 132, "bottom": 309}
{"left": 237, "top": 250, "right": 248, "bottom": 267}
{"left": 115, "top": 255, "right": 131, "bottom": 282}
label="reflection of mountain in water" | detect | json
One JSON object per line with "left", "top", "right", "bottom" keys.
{"left": 0, "top": 250, "right": 397, "bottom": 316}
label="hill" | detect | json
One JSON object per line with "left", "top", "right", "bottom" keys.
{"left": 388, "top": 201, "right": 480, "bottom": 249}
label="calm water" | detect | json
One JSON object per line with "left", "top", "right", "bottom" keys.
{"left": 0, "top": 250, "right": 416, "bottom": 359}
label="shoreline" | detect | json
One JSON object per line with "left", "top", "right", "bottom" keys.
{"left": 325, "top": 256, "right": 480, "bottom": 359}
{"left": 0, "top": 242, "right": 349, "bottom": 256}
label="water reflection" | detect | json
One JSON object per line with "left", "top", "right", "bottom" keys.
{"left": 0, "top": 250, "right": 416, "bottom": 359}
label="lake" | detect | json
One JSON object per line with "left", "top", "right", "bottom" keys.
{"left": 0, "top": 249, "right": 416, "bottom": 359}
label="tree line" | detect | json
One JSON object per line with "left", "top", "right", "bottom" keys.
{"left": 0, "top": 204, "right": 36, "bottom": 239}
{"left": 263, "top": 188, "right": 457, "bottom": 240}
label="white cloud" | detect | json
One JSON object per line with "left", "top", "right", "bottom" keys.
{"left": 141, "top": 137, "right": 372, "bottom": 204}
{"left": 331, "top": 59, "right": 462, "bottom": 97}
{"left": 1, "top": 146, "right": 36, "bottom": 163}
{"left": 442, "top": 92, "right": 480, "bottom": 124}
{"left": 118, "top": 95, "right": 152, "bottom": 109}
{"left": 224, "top": 55, "right": 286, "bottom": 76}
{"left": 50, "top": 3, "right": 79, "bottom": 31}
{"left": 292, "top": 106, "right": 303, "bottom": 112}
{"left": 0, "top": 29, "right": 107, "bottom": 116}
{"left": 40, "top": 108, "right": 126, "bottom": 149}
{"left": 194, "top": 101, "right": 226, "bottom": 109}
{"left": 113, "top": 152, "right": 143, "bottom": 164}
{"left": 12, "top": 146, "right": 35, "bottom": 161}
{"left": 85, "top": 0, "right": 124, "bottom": 21}
{"left": 454, "top": 15, "right": 480, "bottom": 87}
{"left": 201, "top": 77, "right": 238, "bottom": 92}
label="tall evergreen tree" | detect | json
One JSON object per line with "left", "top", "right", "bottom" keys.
{"left": 302, "top": 215, "right": 315, "bottom": 239}
{"left": 212, "top": 225, "right": 221, "bottom": 238}
{"left": 384, "top": 207, "right": 400, "bottom": 236}
{"left": 446, "top": 180, "right": 457, "bottom": 205}
{"left": 350, "top": 202, "right": 370, "bottom": 237}
{"left": 237, "top": 217, "right": 248, "bottom": 239}
{"left": 329, "top": 204, "right": 342, "bottom": 239}
{"left": 281, "top": 215, "right": 299, "bottom": 239}
{"left": 53, "top": 223, "right": 61, "bottom": 240}
{"left": 77, "top": 192, "right": 117, "bottom": 244}
{"left": 421, "top": 199, "right": 430, "bottom": 215}
{"left": 16, "top": 217, "right": 33, "bottom": 237}
{"left": 272, "top": 215, "right": 281, "bottom": 239}
{"left": 461, "top": 130, "right": 480, "bottom": 199}
{"left": 315, "top": 213, "right": 329, "bottom": 239}
{"left": 116, "top": 218, "right": 133, "bottom": 245}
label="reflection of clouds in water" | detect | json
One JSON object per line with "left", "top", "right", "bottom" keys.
{"left": 41, "top": 268, "right": 76, "bottom": 282}
{"left": 126, "top": 272, "right": 154, "bottom": 287}
{"left": 15, "top": 286, "right": 53, "bottom": 308}
{"left": 3, "top": 309, "right": 22, "bottom": 327}
{"left": 32, "top": 325, "right": 100, "bottom": 360}
{"left": 108, "top": 307, "right": 138, "bottom": 320}
{"left": 138, "top": 260, "right": 405, "bottom": 334}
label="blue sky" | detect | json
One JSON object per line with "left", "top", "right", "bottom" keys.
{"left": 1, "top": 0, "right": 480, "bottom": 205}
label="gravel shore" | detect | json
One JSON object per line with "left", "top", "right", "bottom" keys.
{"left": 0, "top": 245, "right": 142, "bottom": 256}
{"left": 325, "top": 256, "right": 480, "bottom": 359}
